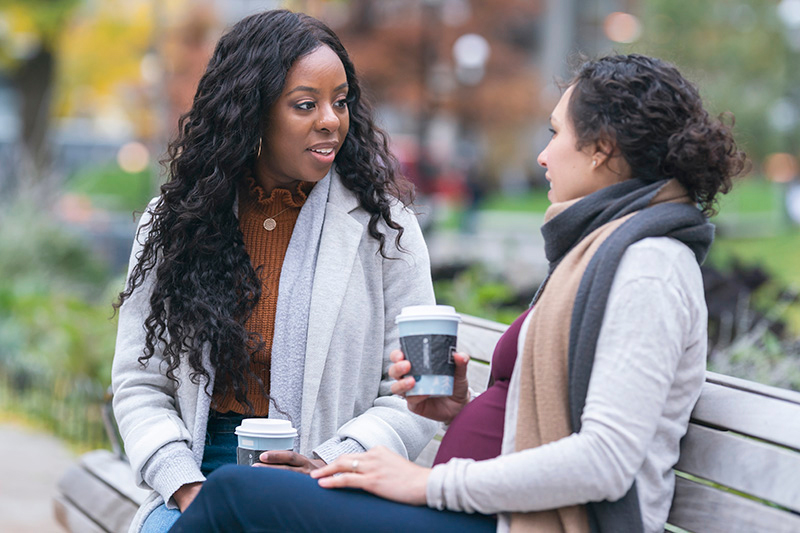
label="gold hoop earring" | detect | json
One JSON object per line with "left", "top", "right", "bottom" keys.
{"left": 256, "top": 138, "right": 262, "bottom": 159}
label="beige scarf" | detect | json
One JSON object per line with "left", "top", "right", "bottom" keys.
{"left": 510, "top": 180, "right": 691, "bottom": 532}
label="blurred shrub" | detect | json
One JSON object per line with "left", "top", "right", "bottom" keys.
{"left": 66, "top": 162, "right": 156, "bottom": 212}
{"left": 0, "top": 201, "right": 121, "bottom": 388}
{"left": 434, "top": 265, "right": 527, "bottom": 325}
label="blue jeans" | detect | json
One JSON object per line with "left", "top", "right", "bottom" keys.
{"left": 141, "top": 411, "right": 244, "bottom": 533}
{"left": 169, "top": 465, "right": 497, "bottom": 533}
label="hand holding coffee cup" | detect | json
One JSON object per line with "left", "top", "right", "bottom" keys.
{"left": 392, "top": 305, "right": 470, "bottom": 424}
{"left": 389, "top": 348, "right": 471, "bottom": 424}
{"left": 235, "top": 419, "right": 298, "bottom": 466}
{"left": 395, "top": 305, "right": 461, "bottom": 396}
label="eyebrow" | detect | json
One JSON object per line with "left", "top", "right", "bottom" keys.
{"left": 286, "top": 82, "right": 349, "bottom": 95}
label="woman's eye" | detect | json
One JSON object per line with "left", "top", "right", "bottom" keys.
{"left": 548, "top": 127, "right": 556, "bottom": 137}
{"left": 296, "top": 101, "right": 315, "bottom": 111}
{"left": 334, "top": 99, "right": 348, "bottom": 109}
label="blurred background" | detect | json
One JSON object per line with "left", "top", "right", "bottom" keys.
{"left": 1, "top": 0, "right": 799, "bottom": 468}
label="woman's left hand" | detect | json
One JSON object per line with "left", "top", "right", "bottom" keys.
{"left": 254, "top": 451, "right": 326, "bottom": 474}
{"left": 310, "top": 446, "right": 430, "bottom": 506}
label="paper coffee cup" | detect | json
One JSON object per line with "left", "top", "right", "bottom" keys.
{"left": 234, "top": 418, "right": 298, "bottom": 466}
{"left": 395, "top": 305, "right": 461, "bottom": 396}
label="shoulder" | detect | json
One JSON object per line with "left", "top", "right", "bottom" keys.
{"left": 614, "top": 236, "right": 705, "bottom": 307}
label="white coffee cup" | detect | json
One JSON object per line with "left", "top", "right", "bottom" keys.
{"left": 395, "top": 305, "right": 461, "bottom": 396}
{"left": 234, "top": 418, "right": 298, "bottom": 466}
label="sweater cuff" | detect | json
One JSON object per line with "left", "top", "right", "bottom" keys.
{"left": 425, "top": 458, "right": 475, "bottom": 513}
{"left": 426, "top": 462, "right": 448, "bottom": 510}
{"left": 312, "top": 436, "right": 367, "bottom": 464}
{"left": 142, "top": 441, "right": 206, "bottom": 509}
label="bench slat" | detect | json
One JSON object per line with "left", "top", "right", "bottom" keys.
{"left": 415, "top": 438, "right": 441, "bottom": 468}
{"left": 57, "top": 463, "right": 139, "bottom": 533}
{"left": 53, "top": 494, "right": 106, "bottom": 533}
{"left": 667, "top": 476, "right": 800, "bottom": 533}
{"left": 675, "top": 423, "right": 800, "bottom": 512}
{"left": 467, "top": 360, "right": 491, "bottom": 394}
{"left": 457, "top": 315, "right": 507, "bottom": 364}
{"left": 706, "top": 371, "right": 800, "bottom": 404}
{"left": 691, "top": 382, "right": 800, "bottom": 450}
{"left": 80, "top": 449, "right": 150, "bottom": 506}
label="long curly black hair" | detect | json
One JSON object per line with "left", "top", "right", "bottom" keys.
{"left": 567, "top": 54, "right": 747, "bottom": 215}
{"left": 115, "top": 10, "right": 410, "bottom": 411}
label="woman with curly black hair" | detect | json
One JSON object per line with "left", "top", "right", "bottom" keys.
{"left": 171, "top": 54, "right": 746, "bottom": 533}
{"left": 111, "top": 9, "right": 437, "bottom": 533}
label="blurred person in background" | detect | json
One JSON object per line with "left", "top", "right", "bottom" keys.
{"left": 170, "top": 54, "right": 746, "bottom": 533}
{"left": 111, "top": 9, "right": 436, "bottom": 533}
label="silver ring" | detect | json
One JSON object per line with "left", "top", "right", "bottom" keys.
{"left": 351, "top": 459, "right": 359, "bottom": 472}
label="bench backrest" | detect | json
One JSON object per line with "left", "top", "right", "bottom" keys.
{"left": 415, "top": 314, "right": 800, "bottom": 532}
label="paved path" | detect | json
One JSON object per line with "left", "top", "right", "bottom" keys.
{"left": 0, "top": 423, "right": 75, "bottom": 533}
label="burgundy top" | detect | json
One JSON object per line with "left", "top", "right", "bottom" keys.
{"left": 433, "top": 307, "right": 533, "bottom": 465}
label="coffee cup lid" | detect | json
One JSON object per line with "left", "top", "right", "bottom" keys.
{"left": 395, "top": 304, "right": 461, "bottom": 324}
{"left": 235, "top": 418, "right": 298, "bottom": 439}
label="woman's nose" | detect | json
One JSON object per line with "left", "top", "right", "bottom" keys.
{"left": 537, "top": 148, "right": 547, "bottom": 168}
{"left": 317, "top": 105, "right": 340, "bottom": 132}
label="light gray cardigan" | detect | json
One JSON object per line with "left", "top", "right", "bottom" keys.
{"left": 112, "top": 173, "right": 437, "bottom": 532}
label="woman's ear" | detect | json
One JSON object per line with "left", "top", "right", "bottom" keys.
{"left": 591, "top": 139, "right": 615, "bottom": 169}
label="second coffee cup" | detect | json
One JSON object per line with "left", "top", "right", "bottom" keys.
{"left": 234, "top": 418, "right": 297, "bottom": 466}
{"left": 395, "top": 304, "right": 461, "bottom": 396}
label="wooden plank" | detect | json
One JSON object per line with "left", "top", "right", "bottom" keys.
{"left": 676, "top": 423, "right": 800, "bottom": 512}
{"left": 457, "top": 314, "right": 507, "bottom": 364}
{"left": 57, "top": 463, "right": 139, "bottom": 533}
{"left": 460, "top": 314, "right": 510, "bottom": 335}
{"left": 466, "top": 359, "right": 491, "bottom": 394}
{"left": 691, "top": 382, "right": 800, "bottom": 450}
{"left": 415, "top": 437, "right": 441, "bottom": 468}
{"left": 706, "top": 371, "right": 800, "bottom": 404}
{"left": 53, "top": 494, "right": 106, "bottom": 533}
{"left": 80, "top": 449, "right": 150, "bottom": 506}
{"left": 668, "top": 476, "right": 800, "bottom": 533}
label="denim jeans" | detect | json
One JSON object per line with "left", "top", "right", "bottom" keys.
{"left": 170, "top": 465, "right": 498, "bottom": 533}
{"left": 140, "top": 411, "right": 244, "bottom": 533}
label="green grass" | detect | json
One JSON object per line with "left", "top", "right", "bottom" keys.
{"left": 710, "top": 229, "right": 800, "bottom": 289}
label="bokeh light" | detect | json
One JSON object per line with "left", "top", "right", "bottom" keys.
{"left": 764, "top": 152, "right": 799, "bottom": 183}
{"left": 604, "top": 12, "right": 642, "bottom": 44}
{"left": 117, "top": 141, "right": 150, "bottom": 174}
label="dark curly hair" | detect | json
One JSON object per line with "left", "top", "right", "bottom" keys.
{"left": 115, "top": 10, "right": 411, "bottom": 412}
{"left": 567, "top": 54, "right": 746, "bottom": 215}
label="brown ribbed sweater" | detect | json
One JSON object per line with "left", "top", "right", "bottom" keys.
{"left": 212, "top": 178, "right": 313, "bottom": 415}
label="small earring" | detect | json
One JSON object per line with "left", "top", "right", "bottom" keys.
{"left": 256, "top": 138, "right": 262, "bottom": 159}
{"left": 592, "top": 160, "right": 597, "bottom": 167}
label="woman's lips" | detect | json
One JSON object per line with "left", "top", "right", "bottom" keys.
{"left": 307, "top": 147, "right": 336, "bottom": 165}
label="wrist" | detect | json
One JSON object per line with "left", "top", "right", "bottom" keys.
{"left": 174, "top": 482, "right": 203, "bottom": 512}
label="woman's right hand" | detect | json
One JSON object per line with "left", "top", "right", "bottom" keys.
{"left": 388, "top": 349, "right": 470, "bottom": 425}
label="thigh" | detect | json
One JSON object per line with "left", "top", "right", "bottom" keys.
{"left": 172, "top": 465, "right": 496, "bottom": 533}
{"left": 141, "top": 503, "right": 181, "bottom": 533}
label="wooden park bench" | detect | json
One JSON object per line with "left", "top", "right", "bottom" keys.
{"left": 55, "top": 314, "right": 800, "bottom": 532}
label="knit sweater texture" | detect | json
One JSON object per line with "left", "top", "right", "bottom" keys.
{"left": 212, "top": 178, "right": 313, "bottom": 415}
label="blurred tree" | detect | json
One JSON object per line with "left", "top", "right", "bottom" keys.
{"left": 58, "top": 1, "right": 154, "bottom": 137}
{"left": 627, "top": 0, "right": 794, "bottom": 163}
{"left": 0, "top": 0, "right": 80, "bottom": 188}
{"left": 331, "top": 0, "right": 546, "bottom": 186}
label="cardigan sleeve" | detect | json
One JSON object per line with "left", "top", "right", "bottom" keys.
{"left": 312, "top": 203, "right": 438, "bottom": 463}
{"left": 111, "top": 198, "right": 205, "bottom": 507}
{"left": 426, "top": 238, "right": 706, "bottom": 519}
